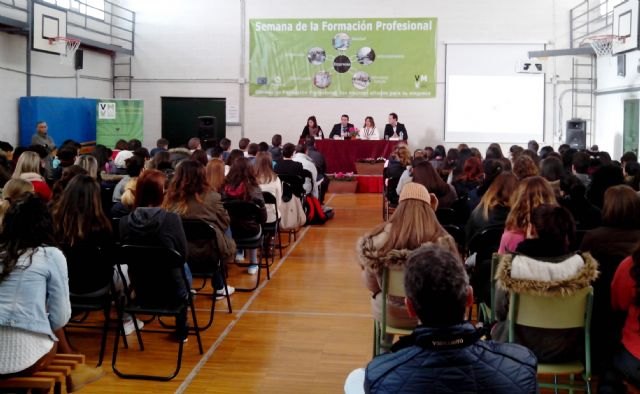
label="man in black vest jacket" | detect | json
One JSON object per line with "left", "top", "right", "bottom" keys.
{"left": 356, "top": 245, "right": 538, "bottom": 394}
{"left": 383, "top": 113, "right": 408, "bottom": 141}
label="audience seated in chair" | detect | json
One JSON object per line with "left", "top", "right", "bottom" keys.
{"left": 498, "top": 176, "right": 557, "bottom": 253}
{"left": 410, "top": 160, "right": 458, "bottom": 209}
{"left": 357, "top": 182, "right": 458, "bottom": 333}
{"left": 255, "top": 152, "right": 283, "bottom": 224}
{"left": 223, "top": 157, "right": 267, "bottom": 276}
{"left": 12, "top": 151, "right": 52, "bottom": 201}
{"left": 274, "top": 143, "right": 304, "bottom": 178}
{"left": 602, "top": 245, "right": 640, "bottom": 391}
{"left": 163, "top": 159, "right": 236, "bottom": 298}
{"left": 347, "top": 244, "right": 538, "bottom": 394}
{"left": 0, "top": 193, "right": 104, "bottom": 391}
{"left": 118, "top": 169, "right": 193, "bottom": 341}
{"left": 493, "top": 204, "right": 599, "bottom": 363}
{"left": 465, "top": 171, "right": 517, "bottom": 243}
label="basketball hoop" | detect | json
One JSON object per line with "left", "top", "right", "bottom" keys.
{"left": 581, "top": 35, "right": 626, "bottom": 57}
{"left": 48, "top": 37, "right": 81, "bottom": 64}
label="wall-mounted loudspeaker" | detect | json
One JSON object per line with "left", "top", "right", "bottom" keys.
{"left": 74, "top": 49, "right": 83, "bottom": 70}
{"left": 566, "top": 119, "right": 587, "bottom": 150}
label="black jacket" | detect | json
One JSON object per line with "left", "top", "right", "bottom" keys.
{"left": 119, "top": 207, "right": 187, "bottom": 258}
{"left": 383, "top": 123, "right": 408, "bottom": 140}
{"left": 329, "top": 122, "right": 355, "bottom": 139}
{"left": 274, "top": 159, "right": 304, "bottom": 177}
{"left": 365, "top": 323, "right": 538, "bottom": 393}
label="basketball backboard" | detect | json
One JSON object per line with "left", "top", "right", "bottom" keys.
{"left": 31, "top": 1, "right": 67, "bottom": 55}
{"left": 613, "top": 0, "right": 640, "bottom": 54}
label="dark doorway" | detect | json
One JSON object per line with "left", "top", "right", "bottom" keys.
{"left": 161, "top": 97, "right": 226, "bottom": 148}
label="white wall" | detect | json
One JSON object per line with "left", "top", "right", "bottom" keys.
{"left": 122, "top": 0, "right": 577, "bottom": 152}
{"left": 595, "top": 50, "right": 640, "bottom": 159}
{"left": 0, "top": 30, "right": 113, "bottom": 144}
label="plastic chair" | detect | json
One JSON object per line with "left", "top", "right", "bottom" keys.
{"left": 262, "top": 191, "right": 283, "bottom": 260}
{"left": 223, "top": 199, "right": 269, "bottom": 292}
{"left": 111, "top": 245, "right": 203, "bottom": 381}
{"left": 182, "top": 218, "right": 232, "bottom": 319}
{"left": 508, "top": 286, "right": 594, "bottom": 392}
{"left": 477, "top": 253, "right": 501, "bottom": 325}
{"left": 373, "top": 266, "right": 414, "bottom": 356}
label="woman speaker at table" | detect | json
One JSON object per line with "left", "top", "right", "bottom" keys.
{"left": 358, "top": 116, "right": 379, "bottom": 140}
{"left": 300, "top": 116, "right": 325, "bottom": 140}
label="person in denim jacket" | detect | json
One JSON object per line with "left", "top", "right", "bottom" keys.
{"left": 0, "top": 193, "right": 72, "bottom": 375}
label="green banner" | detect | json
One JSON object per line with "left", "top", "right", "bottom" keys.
{"left": 96, "top": 99, "right": 143, "bottom": 148}
{"left": 249, "top": 18, "right": 437, "bottom": 98}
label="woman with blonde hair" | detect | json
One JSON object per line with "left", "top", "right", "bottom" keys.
{"left": 75, "top": 155, "right": 99, "bottom": 179}
{"left": 254, "top": 152, "right": 282, "bottom": 224}
{"left": 357, "top": 182, "right": 459, "bottom": 332}
{"left": 0, "top": 179, "right": 34, "bottom": 225}
{"left": 12, "top": 151, "right": 51, "bottom": 201}
{"left": 205, "top": 158, "right": 225, "bottom": 193}
{"left": 498, "top": 176, "right": 557, "bottom": 253}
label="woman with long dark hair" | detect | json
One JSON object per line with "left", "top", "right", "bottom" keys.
{"left": 164, "top": 160, "right": 235, "bottom": 296}
{"left": 300, "top": 115, "right": 324, "bottom": 140}
{"left": 223, "top": 158, "right": 267, "bottom": 275}
{"left": 0, "top": 194, "right": 103, "bottom": 388}
{"left": 411, "top": 161, "right": 458, "bottom": 209}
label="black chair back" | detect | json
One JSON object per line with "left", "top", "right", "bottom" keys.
{"left": 223, "top": 199, "right": 265, "bottom": 242}
{"left": 64, "top": 244, "right": 114, "bottom": 296}
{"left": 279, "top": 175, "right": 305, "bottom": 200}
{"left": 262, "top": 191, "right": 279, "bottom": 224}
{"left": 181, "top": 218, "right": 221, "bottom": 275}
{"left": 118, "top": 244, "right": 187, "bottom": 309}
{"left": 442, "top": 224, "right": 465, "bottom": 253}
{"left": 467, "top": 224, "right": 504, "bottom": 304}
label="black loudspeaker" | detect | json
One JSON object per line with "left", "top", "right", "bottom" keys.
{"left": 566, "top": 119, "right": 587, "bottom": 150}
{"left": 74, "top": 49, "right": 83, "bottom": 70}
{"left": 197, "top": 116, "right": 217, "bottom": 140}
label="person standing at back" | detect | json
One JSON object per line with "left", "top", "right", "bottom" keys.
{"left": 349, "top": 244, "right": 538, "bottom": 394}
{"left": 383, "top": 113, "right": 408, "bottom": 141}
{"left": 31, "top": 121, "right": 56, "bottom": 154}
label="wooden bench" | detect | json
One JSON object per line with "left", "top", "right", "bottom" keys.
{"left": 0, "top": 354, "right": 85, "bottom": 394}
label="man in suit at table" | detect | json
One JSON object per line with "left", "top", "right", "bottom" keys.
{"left": 329, "top": 114, "right": 355, "bottom": 139}
{"left": 383, "top": 113, "right": 408, "bottom": 141}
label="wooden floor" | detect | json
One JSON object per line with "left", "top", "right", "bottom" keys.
{"left": 69, "top": 193, "right": 378, "bottom": 393}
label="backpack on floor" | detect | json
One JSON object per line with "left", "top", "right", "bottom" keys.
{"left": 304, "top": 195, "right": 333, "bottom": 225}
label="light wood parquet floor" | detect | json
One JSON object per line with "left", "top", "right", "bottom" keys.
{"left": 68, "top": 193, "right": 379, "bottom": 393}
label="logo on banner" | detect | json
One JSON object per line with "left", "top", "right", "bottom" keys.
{"left": 98, "top": 102, "right": 117, "bottom": 119}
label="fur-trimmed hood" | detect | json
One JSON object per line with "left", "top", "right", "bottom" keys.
{"left": 356, "top": 223, "right": 455, "bottom": 272}
{"left": 496, "top": 252, "right": 599, "bottom": 296}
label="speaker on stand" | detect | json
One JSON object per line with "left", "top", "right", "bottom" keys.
{"left": 197, "top": 116, "right": 217, "bottom": 147}
{"left": 566, "top": 118, "right": 587, "bottom": 150}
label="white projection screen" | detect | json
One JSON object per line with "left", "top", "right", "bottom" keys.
{"left": 445, "top": 43, "right": 545, "bottom": 143}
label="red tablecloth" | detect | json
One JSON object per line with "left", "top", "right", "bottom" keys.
{"left": 316, "top": 140, "right": 399, "bottom": 174}
{"left": 357, "top": 175, "right": 384, "bottom": 193}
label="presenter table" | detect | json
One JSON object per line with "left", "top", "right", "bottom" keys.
{"left": 316, "top": 140, "right": 399, "bottom": 174}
